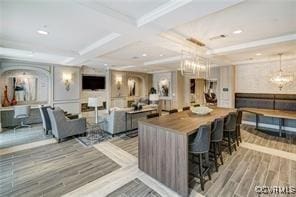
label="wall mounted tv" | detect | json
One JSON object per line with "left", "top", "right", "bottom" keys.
{"left": 82, "top": 75, "right": 105, "bottom": 90}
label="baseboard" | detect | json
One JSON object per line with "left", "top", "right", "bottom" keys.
{"left": 242, "top": 120, "right": 296, "bottom": 132}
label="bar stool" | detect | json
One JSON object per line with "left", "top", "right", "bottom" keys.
{"left": 189, "top": 124, "right": 211, "bottom": 191}
{"left": 147, "top": 113, "right": 160, "bottom": 119}
{"left": 210, "top": 118, "right": 224, "bottom": 172}
{"left": 236, "top": 110, "right": 243, "bottom": 146}
{"left": 182, "top": 106, "right": 190, "bottom": 111}
{"left": 223, "top": 112, "right": 238, "bottom": 155}
{"left": 169, "top": 109, "right": 178, "bottom": 114}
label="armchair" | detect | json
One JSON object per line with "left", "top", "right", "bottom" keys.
{"left": 39, "top": 105, "right": 52, "bottom": 135}
{"left": 47, "top": 107, "right": 86, "bottom": 142}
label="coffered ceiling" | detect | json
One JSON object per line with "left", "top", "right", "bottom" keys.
{"left": 0, "top": 0, "right": 295, "bottom": 73}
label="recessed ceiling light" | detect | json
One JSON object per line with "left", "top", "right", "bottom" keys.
{"left": 160, "top": 54, "right": 164, "bottom": 57}
{"left": 104, "top": 63, "right": 108, "bottom": 66}
{"left": 232, "top": 29, "right": 242, "bottom": 34}
{"left": 256, "top": 53, "right": 262, "bottom": 56}
{"left": 142, "top": 53, "right": 147, "bottom": 57}
{"left": 37, "top": 30, "right": 48, "bottom": 35}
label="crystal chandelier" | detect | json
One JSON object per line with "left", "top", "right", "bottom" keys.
{"left": 180, "top": 50, "right": 210, "bottom": 79}
{"left": 270, "top": 53, "right": 294, "bottom": 90}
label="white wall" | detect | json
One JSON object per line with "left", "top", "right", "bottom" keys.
{"left": 53, "top": 66, "right": 81, "bottom": 114}
{"left": 236, "top": 59, "right": 296, "bottom": 94}
{"left": 218, "top": 66, "right": 235, "bottom": 108}
{"left": 80, "top": 66, "right": 107, "bottom": 105}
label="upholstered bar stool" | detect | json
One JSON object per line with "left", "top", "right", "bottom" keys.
{"left": 223, "top": 112, "right": 238, "bottom": 155}
{"left": 147, "top": 113, "right": 159, "bottom": 119}
{"left": 236, "top": 110, "right": 243, "bottom": 146}
{"left": 182, "top": 106, "right": 190, "bottom": 111}
{"left": 210, "top": 118, "right": 224, "bottom": 172}
{"left": 169, "top": 109, "right": 178, "bottom": 114}
{"left": 189, "top": 124, "right": 211, "bottom": 191}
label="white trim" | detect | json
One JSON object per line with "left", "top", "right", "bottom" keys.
{"left": 144, "top": 55, "right": 181, "bottom": 65}
{"left": 242, "top": 120, "right": 296, "bottom": 132}
{"left": 78, "top": 33, "right": 121, "bottom": 56}
{"left": 207, "top": 33, "right": 296, "bottom": 55}
{"left": 240, "top": 142, "right": 296, "bottom": 162}
{"left": 137, "top": 0, "right": 192, "bottom": 27}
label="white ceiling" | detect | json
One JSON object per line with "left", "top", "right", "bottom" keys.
{"left": 0, "top": 0, "right": 296, "bottom": 72}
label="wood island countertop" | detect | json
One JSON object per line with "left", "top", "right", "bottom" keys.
{"left": 139, "top": 107, "right": 235, "bottom": 136}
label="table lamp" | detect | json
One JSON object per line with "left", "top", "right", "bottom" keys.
{"left": 149, "top": 94, "right": 159, "bottom": 104}
{"left": 88, "top": 97, "right": 102, "bottom": 124}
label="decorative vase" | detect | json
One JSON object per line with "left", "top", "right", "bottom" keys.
{"left": 2, "top": 85, "right": 10, "bottom": 107}
{"left": 10, "top": 91, "right": 17, "bottom": 106}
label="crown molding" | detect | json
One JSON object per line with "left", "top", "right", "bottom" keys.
{"left": 207, "top": 34, "right": 296, "bottom": 55}
{"left": 137, "top": 0, "right": 192, "bottom": 27}
{"left": 78, "top": 32, "right": 121, "bottom": 56}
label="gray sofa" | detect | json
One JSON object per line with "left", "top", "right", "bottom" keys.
{"left": 102, "top": 106, "right": 157, "bottom": 135}
{"left": 47, "top": 107, "right": 86, "bottom": 142}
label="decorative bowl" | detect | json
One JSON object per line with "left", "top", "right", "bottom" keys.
{"left": 191, "top": 106, "right": 213, "bottom": 115}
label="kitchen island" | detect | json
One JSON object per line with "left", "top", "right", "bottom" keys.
{"left": 138, "top": 107, "right": 235, "bottom": 196}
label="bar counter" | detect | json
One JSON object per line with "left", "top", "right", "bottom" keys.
{"left": 138, "top": 107, "right": 235, "bottom": 196}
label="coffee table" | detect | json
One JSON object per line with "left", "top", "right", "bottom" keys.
{"left": 86, "top": 120, "right": 109, "bottom": 144}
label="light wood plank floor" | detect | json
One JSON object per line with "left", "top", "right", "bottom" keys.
{"left": 241, "top": 124, "right": 296, "bottom": 154}
{"left": 0, "top": 139, "right": 120, "bottom": 197}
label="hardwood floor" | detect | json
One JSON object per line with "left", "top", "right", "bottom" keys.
{"left": 106, "top": 178, "right": 161, "bottom": 197}
{"left": 110, "top": 136, "right": 138, "bottom": 158}
{"left": 109, "top": 126, "right": 296, "bottom": 197}
{"left": 0, "top": 139, "right": 120, "bottom": 197}
{"left": 1, "top": 124, "right": 295, "bottom": 197}
{"left": 241, "top": 124, "right": 296, "bottom": 154}
{"left": 0, "top": 124, "right": 52, "bottom": 149}
{"left": 191, "top": 147, "right": 296, "bottom": 196}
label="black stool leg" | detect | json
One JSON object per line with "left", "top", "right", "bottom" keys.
{"left": 205, "top": 152, "right": 211, "bottom": 180}
{"left": 213, "top": 142, "right": 218, "bottom": 172}
{"left": 218, "top": 141, "right": 223, "bottom": 165}
{"left": 199, "top": 153, "right": 204, "bottom": 191}
{"left": 227, "top": 132, "right": 232, "bottom": 155}
{"left": 233, "top": 133, "right": 237, "bottom": 151}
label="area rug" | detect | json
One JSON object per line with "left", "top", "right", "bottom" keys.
{"left": 106, "top": 178, "right": 161, "bottom": 197}
{"left": 76, "top": 131, "right": 112, "bottom": 147}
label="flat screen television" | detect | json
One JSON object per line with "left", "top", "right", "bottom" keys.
{"left": 82, "top": 75, "right": 105, "bottom": 90}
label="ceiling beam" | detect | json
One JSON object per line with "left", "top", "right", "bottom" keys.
{"left": 207, "top": 33, "right": 296, "bottom": 55}
{"left": 137, "top": 0, "right": 192, "bottom": 27}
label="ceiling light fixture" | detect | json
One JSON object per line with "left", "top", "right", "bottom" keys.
{"left": 142, "top": 53, "right": 147, "bottom": 57}
{"left": 180, "top": 50, "right": 211, "bottom": 78}
{"left": 160, "top": 54, "right": 164, "bottom": 57}
{"left": 256, "top": 53, "right": 262, "bottom": 56}
{"left": 232, "top": 29, "right": 242, "bottom": 34}
{"left": 104, "top": 63, "right": 108, "bottom": 66}
{"left": 37, "top": 30, "right": 48, "bottom": 35}
{"left": 270, "top": 53, "right": 294, "bottom": 90}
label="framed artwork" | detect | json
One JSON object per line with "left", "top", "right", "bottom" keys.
{"left": 190, "top": 79, "right": 195, "bottom": 94}
{"left": 128, "top": 78, "right": 136, "bottom": 96}
{"left": 11, "top": 76, "right": 37, "bottom": 102}
{"left": 158, "top": 79, "right": 170, "bottom": 97}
